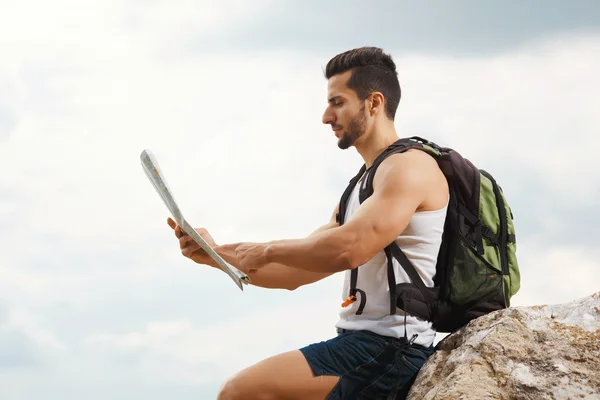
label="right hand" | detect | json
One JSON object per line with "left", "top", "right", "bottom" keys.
{"left": 167, "top": 217, "right": 218, "bottom": 267}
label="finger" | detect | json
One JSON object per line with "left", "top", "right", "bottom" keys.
{"left": 167, "top": 217, "right": 176, "bottom": 229}
{"left": 179, "top": 235, "right": 195, "bottom": 249}
{"left": 175, "top": 225, "right": 188, "bottom": 239}
{"left": 183, "top": 245, "right": 208, "bottom": 259}
{"left": 168, "top": 218, "right": 187, "bottom": 240}
{"left": 182, "top": 243, "right": 201, "bottom": 257}
{"left": 180, "top": 236, "right": 209, "bottom": 253}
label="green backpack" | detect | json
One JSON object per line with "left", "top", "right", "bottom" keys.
{"left": 337, "top": 136, "right": 520, "bottom": 333}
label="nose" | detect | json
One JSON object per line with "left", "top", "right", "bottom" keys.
{"left": 322, "top": 107, "right": 335, "bottom": 126}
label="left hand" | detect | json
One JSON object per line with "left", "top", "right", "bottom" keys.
{"left": 235, "top": 242, "right": 270, "bottom": 274}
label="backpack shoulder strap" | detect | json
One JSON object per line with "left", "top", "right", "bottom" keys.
{"left": 340, "top": 136, "right": 444, "bottom": 316}
{"left": 341, "top": 138, "right": 418, "bottom": 315}
{"left": 355, "top": 136, "right": 443, "bottom": 315}
{"left": 336, "top": 164, "right": 368, "bottom": 314}
{"left": 337, "top": 164, "right": 367, "bottom": 225}
{"left": 358, "top": 136, "right": 443, "bottom": 202}
{"left": 358, "top": 139, "right": 413, "bottom": 203}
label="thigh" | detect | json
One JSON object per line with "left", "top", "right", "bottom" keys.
{"left": 219, "top": 349, "right": 340, "bottom": 400}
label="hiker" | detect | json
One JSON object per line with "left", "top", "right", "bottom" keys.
{"left": 168, "top": 46, "right": 450, "bottom": 399}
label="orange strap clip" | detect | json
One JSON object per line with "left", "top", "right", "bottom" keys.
{"left": 341, "top": 295, "right": 357, "bottom": 308}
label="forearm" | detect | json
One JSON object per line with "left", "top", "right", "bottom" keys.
{"left": 265, "top": 227, "right": 356, "bottom": 273}
{"left": 213, "top": 244, "right": 331, "bottom": 290}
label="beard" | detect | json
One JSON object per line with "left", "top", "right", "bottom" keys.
{"left": 337, "top": 104, "right": 367, "bottom": 150}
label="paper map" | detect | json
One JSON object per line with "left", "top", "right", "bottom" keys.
{"left": 140, "top": 149, "right": 250, "bottom": 290}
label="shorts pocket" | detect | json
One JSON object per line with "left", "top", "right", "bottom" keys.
{"left": 399, "top": 354, "right": 420, "bottom": 373}
{"left": 399, "top": 346, "right": 429, "bottom": 374}
{"left": 357, "top": 363, "right": 400, "bottom": 400}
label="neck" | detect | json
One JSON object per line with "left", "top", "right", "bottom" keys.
{"left": 354, "top": 121, "right": 399, "bottom": 168}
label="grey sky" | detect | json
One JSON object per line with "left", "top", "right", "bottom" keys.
{"left": 0, "top": 331, "right": 39, "bottom": 368}
{"left": 188, "top": 0, "right": 600, "bottom": 56}
{"left": 489, "top": 162, "right": 600, "bottom": 249}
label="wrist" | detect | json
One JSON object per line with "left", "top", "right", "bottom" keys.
{"left": 213, "top": 243, "right": 241, "bottom": 270}
{"left": 263, "top": 242, "right": 276, "bottom": 265}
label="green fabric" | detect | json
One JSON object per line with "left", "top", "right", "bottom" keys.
{"left": 407, "top": 139, "right": 521, "bottom": 316}
{"left": 502, "top": 190, "right": 520, "bottom": 306}
{"left": 476, "top": 174, "right": 520, "bottom": 307}
{"left": 450, "top": 238, "right": 503, "bottom": 305}
{"left": 478, "top": 174, "right": 502, "bottom": 268}
{"left": 448, "top": 173, "right": 520, "bottom": 308}
{"left": 421, "top": 144, "right": 441, "bottom": 157}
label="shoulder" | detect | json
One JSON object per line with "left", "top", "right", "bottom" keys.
{"left": 373, "top": 148, "right": 448, "bottom": 210}
{"left": 373, "top": 148, "right": 439, "bottom": 186}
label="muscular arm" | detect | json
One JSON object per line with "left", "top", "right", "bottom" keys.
{"left": 262, "top": 151, "right": 447, "bottom": 273}
{"left": 213, "top": 206, "right": 340, "bottom": 290}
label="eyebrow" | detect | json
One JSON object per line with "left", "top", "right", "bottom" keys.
{"left": 328, "top": 95, "right": 341, "bottom": 103}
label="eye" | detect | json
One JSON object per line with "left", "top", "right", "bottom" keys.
{"left": 334, "top": 101, "right": 343, "bottom": 107}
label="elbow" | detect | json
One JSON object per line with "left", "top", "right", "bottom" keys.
{"left": 326, "top": 229, "right": 361, "bottom": 271}
{"left": 341, "top": 249, "right": 364, "bottom": 271}
{"left": 344, "top": 255, "right": 362, "bottom": 271}
{"left": 337, "top": 239, "right": 367, "bottom": 271}
{"left": 319, "top": 228, "right": 365, "bottom": 272}
{"left": 285, "top": 282, "right": 301, "bottom": 291}
{"left": 344, "top": 245, "right": 375, "bottom": 270}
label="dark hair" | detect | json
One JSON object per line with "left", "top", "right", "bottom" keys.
{"left": 325, "top": 47, "right": 400, "bottom": 120}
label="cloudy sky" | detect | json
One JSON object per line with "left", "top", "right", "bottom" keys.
{"left": 1, "top": 0, "right": 599, "bottom": 398}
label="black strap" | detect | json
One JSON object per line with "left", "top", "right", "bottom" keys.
{"left": 354, "top": 288, "right": 367, "bottom": 315}
{"left": 389, "top": 242, "right": 431, "bottom": 302}
{"left": 350, "top": 266, "right": 358, "bottom": 295}
{"left": 348, "top": 248, "right": 396, "bottom": 316}
{"left": 459, "top": 203, "right": 479, "bottom": 226}
{"left": 459, "top": 198, "right": 517, "bottom": 248}
{"left": 357, "top": 136, "right": 435, "bottom": 205}
{"left": 407, "top": 135, "right": 443, "bottom": 152}
{"left": 337, "top": 165, "right": 366, "bottom": 225}
{"left": 474, "top": 223, "right": 484, "bottom": 255}
{"left": 339, "top": 166, "right": 366, "bottom": 311}
{"left": 481, "top": 225, "right": 497, "bottom": 244}
{"left": 359, "top": 140, "right": 412, "bottom": 203}
{"left": 341, "top": 137, "right": 437, "bottom": 316}
{"left": 348, "top": 268, "right": 367, "bottom": 315}
{"left": 384, "top": 246, "right": 397, "bottom": 315}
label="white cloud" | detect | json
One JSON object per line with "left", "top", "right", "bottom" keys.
{"left": 0, "top": 1, "right": 599, "bottom": 398}
{"left": 396, "top": 31, "right": 600, "bottom": 203}
{"left": 509, "top": 242, "right": 600, "bottom": 307}
{"left": 3, "top": 307, "right": 68, "bottom": 352}
{"left": 80, "top": 285, "right": 343, "bottom": 382}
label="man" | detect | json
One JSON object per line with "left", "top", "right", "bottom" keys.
{"left": 168, "top": 47, "right": 449, "bottom": 399}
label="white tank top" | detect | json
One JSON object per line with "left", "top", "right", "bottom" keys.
{"left": 335, "top": 173, "right": 448, "bottom": 348}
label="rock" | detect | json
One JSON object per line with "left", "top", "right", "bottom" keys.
{"left": 408, "top": 292, "right": 600, "bottom": 400}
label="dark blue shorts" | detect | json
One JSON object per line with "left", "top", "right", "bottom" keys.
{"left": 299, "top": 329, "right": 435, "bottom": 400}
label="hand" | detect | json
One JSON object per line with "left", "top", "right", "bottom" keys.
{"left": 167, "top": 217, "right": 218, "bottom": 267}
{"left": 235, "top": 242, "right": 270, "bottom": 274}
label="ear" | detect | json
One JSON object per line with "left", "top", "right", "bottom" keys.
{"left": 368, "top": 92, "right": 385, "bottom": 116}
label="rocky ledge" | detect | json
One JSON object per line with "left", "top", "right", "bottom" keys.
{"left": 408, "top": 292, "right": 600, "bottom": 400}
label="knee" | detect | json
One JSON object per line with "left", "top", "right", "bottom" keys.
{"left": 217, "top": 375, "right": 274, "bottom": 400}
{"left": 216, "top": 378, "right": 242, "bottom": 400}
